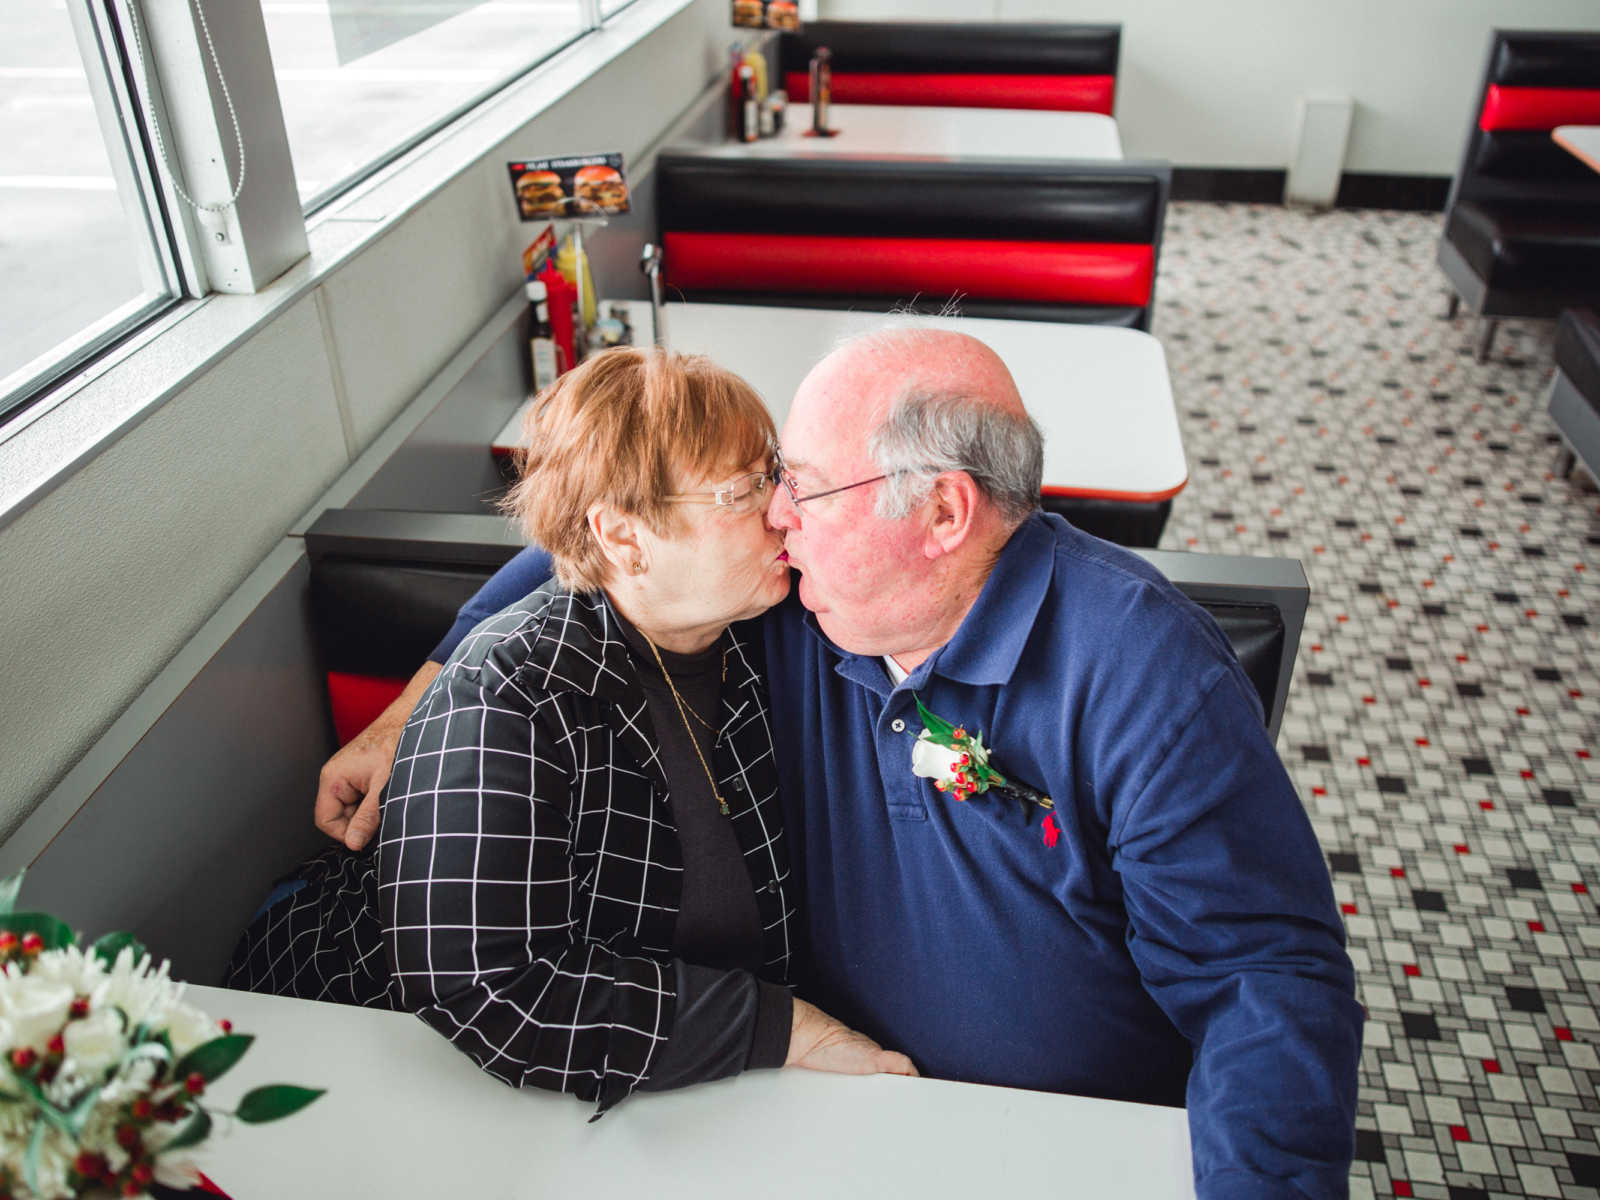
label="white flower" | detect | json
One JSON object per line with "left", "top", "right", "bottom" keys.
{"left": 0, "top": 972, "right": 73, "bottom": 1052}
{"left": 25, "top": 945, "right": 110, "bottom": 997}
{"left": 62, "top": 1006, "right": 127, "bottom": 1078}
{"left": 910, "top": 732, "right": 966, "bottom": 782}
{"left": 164, "top": 1002, "right": 223, "bottom": 1058}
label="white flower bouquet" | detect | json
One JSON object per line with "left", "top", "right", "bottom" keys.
{"left": 0, "top": 874, "right": 322, "bottom": 1199}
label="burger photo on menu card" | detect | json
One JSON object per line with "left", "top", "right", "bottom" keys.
{"left": 766, "top": 0, "right": 799, "bottom": 30}
{"left": 516, "top": 170, "right": 564, "bottom": 217}
{"left": 574, "top": 164, "right": 629, "bottom": 213}
{"left": 732, "top": 0, "right": 763, "bottom": 26}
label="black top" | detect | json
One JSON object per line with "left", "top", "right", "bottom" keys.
{"left": 611, "top": 606, "right": 791, "bottom": 1087}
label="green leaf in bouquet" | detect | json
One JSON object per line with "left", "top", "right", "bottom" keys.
{"left": 174, "top": 1033, "right": 254, "bottom": 1085}
{"left": 90, "top": 930, "right": 146, "bottom": 970}
{"left": 10, "top": 1075, "right": 72, "bottom": 1137}
{"left": 123, "top": 1040, "right": 172, "bottom": 1074}
{"left": 234, "top": 1084, "right": 325, "bottom": 1124}
{"left": 65, "top": 1085, "right": 103, "bottom": 1136}
{"left": 0, "top": 871, "right": 23, "bottom": 917}
{"left": 24, "top": 1117, "right": 46, "bottom": 1198}
{"left": 0, "top": 912, "right": 77, "bottom": 951}
{"left": 158, "top": 1105, "right": 212, "bottom": 1153}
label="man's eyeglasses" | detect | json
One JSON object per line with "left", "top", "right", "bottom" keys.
{"left": 664, "top": 471, "right": 772, "bottom": 512}
{"left": 769, "top": 445, "right": 894, "bottom": 508}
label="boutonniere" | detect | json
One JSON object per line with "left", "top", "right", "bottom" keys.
{"left": 909, "top": 696, "right": 1060, "bottom": 847}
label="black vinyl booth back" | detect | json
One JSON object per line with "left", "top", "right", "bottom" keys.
{"left": 304, "top": 510, "right": 1303, "bottom": 740}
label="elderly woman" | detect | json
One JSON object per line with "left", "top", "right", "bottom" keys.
{"left": 228, "top": 348, "right": 913, "bottom": 1110}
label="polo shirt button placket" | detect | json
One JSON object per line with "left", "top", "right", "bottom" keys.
{"left": 891, "top": 718, "right": 906, "bottom": 733}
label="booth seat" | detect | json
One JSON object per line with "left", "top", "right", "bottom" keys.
{"left": 1549, "top": 308, "right": 1600, "bottom": 482}
{"left": 778, "top": 21, "right": 1121, "bottom": 115}
{"left": 1438, "top": 29, "right": 1600, "bottom": 360}
{"left": 305, "top": 508, "right": 1307, "bottom": 745}
{"left": 655, "top": 151, "right": 1171, "bottom": 332}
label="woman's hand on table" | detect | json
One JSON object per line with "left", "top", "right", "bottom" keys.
{"left": 786, "top": 999, "right": 919, "bottom": 1077}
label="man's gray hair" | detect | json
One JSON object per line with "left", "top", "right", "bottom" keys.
{"left": 868, "top": 388, "right": 1044, "bottom": 525}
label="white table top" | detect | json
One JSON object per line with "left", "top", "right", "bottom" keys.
{"left": 497, "top": 302, "right": 1185, "bottom": 502}
{"left": 1553, "top": 125, "right": 1600, "bottom": 175}
{"left": 184, "top": 983, "right": 1195, "bottom": 1198}
{"left": 710, "top": 103, "right": 1122, "bottom": 162}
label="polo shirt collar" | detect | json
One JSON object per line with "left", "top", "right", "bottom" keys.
{"left": 802, "top": 512, "right": 1055, "bottom": 691}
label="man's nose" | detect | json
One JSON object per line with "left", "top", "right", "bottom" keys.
{"left": 766, "top": 486, "right": 798, "bottom": 530}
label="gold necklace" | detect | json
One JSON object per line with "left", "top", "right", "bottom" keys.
{"left": 643, "top": 634, "right": 731, "bottom": 816}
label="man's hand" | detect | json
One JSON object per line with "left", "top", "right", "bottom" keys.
{"left": 313, "top": 662, "right": 442, "bottom": 851}
{"left": 785, "top": 998, "right": 919, "bottom": 1077}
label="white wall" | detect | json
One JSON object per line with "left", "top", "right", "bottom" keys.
{"left": 815, "top": 0, "right": 1600, "bottom": 175}
{"left": 0, "top": 0, "right": 733, "bottom": 836}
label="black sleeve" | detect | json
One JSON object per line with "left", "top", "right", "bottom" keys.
{"left": 638, "top": 963, "right": 793, "bottom": 1092}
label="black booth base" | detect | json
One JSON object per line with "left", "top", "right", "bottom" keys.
{"left": 1042, "top": 495, "right": 1171, "bottom": 548}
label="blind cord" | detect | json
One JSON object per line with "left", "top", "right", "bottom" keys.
{"left": 125, "top": 0, "right": 246, "bottom": 214}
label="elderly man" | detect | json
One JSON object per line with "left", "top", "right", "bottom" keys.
{"left": 317, "top": 329, "right": 1361, "bottom": 1199}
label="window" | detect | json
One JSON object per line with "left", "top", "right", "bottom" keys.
{"left": 261, "top": 0, "right": 592, "bottom": 211}
{"left": 1, "top": 1, "right": 181, "bottom": 425}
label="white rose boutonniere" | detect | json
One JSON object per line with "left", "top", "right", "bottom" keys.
{"left": 911, "top": 694, "right": 1061, "bottom": 847}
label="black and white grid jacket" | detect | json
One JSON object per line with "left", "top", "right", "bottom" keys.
{"left": 378, "top": 583, "right": 794, "bottom": 1112}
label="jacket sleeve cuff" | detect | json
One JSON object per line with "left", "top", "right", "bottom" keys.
{"left": 746, "top": 981, "right": 793, "bottom": 1071}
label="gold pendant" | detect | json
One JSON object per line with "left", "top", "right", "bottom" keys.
{"left": 718, "top": 797, "right": 731, "bottom": 816}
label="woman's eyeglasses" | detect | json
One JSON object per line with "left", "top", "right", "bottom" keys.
{"left": 664, "top": 472, "right": 772, "bottom": 512}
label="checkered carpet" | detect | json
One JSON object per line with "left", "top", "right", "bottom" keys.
{"left": 1153, "top": 201, "right": 1599, "bottom": 1200}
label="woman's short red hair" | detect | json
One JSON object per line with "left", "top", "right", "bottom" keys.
{"left": 502, "top": 347, "right": 774, "bottom": 591}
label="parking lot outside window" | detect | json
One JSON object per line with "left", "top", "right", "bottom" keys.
{"left": 1, "top": 1, "right": 181, "bottom": 426}
{"left": 261, "top": 0, "right": 595, "bottom": 213}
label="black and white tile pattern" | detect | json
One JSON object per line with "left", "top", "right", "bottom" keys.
{"left": 1154, "top": 202, "right": 1598, "bottom": 1200}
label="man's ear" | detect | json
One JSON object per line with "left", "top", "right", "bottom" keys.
{"left": 588, "top": 503, "right": 644, "bottom": 578}
{"left": 921, "top": 472, "right": 980, "bottom": 559}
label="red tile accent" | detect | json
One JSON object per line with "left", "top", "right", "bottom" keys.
{"left": 1517, "top": 707, "right": 1531, "bottom": 716}
{"left": 1336, "top": 614, "right": 1349, "bottom": 623}
{"left": 1357, "top": 756, "right": 1371, "bottom": 766}
{"left": 1312, "top": 644, "right": 1324, "bottom": 653}
{"left": 1579, "top": 749, "right": 1591, "bottom": 760}
{"left": 1573, "top": 882, "right": 1589, "bottom": 894}
{"left": 1364, "top": 696, "right": 1377, "bottom": 705}
{"left": 1572, "top": 689, "right": 1583, "bottom": 698}
{"left": 1390, "top": 867, "right": 1406, "bottom": 878}
{"left": 1481, "top": 1059, "right": 1501, "bottom": 1074}
{"left": 1450, "top": 1125, "right": 1471, "bottom": 1142}
{"left": 1403, "top": 963, "right": 1421, "bottom": 976}
{"left": 1340, "top": 902, "right": 1358, "bottom": 915}
{"left": 1476, "top": 624, "right": 1490, "bottom": 633}
{"left": 1555, "top": 1026, "right": 1573, "bottom": 1041}
{"left": 1312, "top": 786, "right": 1327, "bottom": 796}
{"left": 1416, "top": 738, "right": 1430, "bottom": 747}
{"left": 1394, "top": 1183, "right": 1413, "bottom": 1198}
{"left": 1480, "top": 800, "right": 1495, "bottom": 810}
{"left": 1525, "top": 609, "right": 1538, "bottom": 619}
{"left": 1418, "top": 678, "right": 1431, "bottom": 688}
{"left": 1455, "top": 653, "right": 1468, "bottom": 662}
{"left": 1521, "top": 769, "right": 1535, "bottom": 779}
{"left": 1528, "top": 921, "right": 1545, "bottom": 933}
{"left": 1454, "top": 844, "right": 1470, "bottom": 854}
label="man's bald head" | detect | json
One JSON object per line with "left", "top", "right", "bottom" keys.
{"left": 791, "top": 326, "right": 1042, "bottom": 527}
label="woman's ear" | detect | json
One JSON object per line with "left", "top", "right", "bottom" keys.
{"left": 588, "top": 503, "right": 645, "bottom": 579}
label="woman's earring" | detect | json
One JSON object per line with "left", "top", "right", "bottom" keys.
{"left": 632, "top": 559, "right": 646, "bottom": 575}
